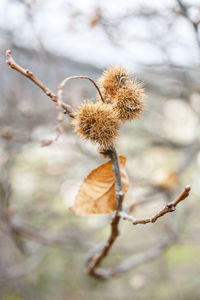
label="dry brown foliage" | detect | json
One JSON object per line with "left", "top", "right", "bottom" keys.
{"left": 70, "top": 156, "right": 129, "bottom": 216}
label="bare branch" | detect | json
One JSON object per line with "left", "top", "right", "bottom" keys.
{"left": 57, "top": 75, "right": 105, "bottom": 104}
{"left": 86, "top": 145, "right": 124, "bottom": 278}
{"left": 113, "top": 232, "right": 175, "bottom": 276}
{"left": 119, "top": 185, "right": 190, "bottom": 225}
{"left": 0, "top": 209, "right": 89, "bottom": 251}
{"left": 0, "top": 251, "right": 44, "bottom": 281}
{"left": 86, "top": 184, "right": 190, "bottom": 279}
{"left": 89, "top": 234, "right": 175, "bottom": 279}
{"left": 5, "top": 50, "right": 74, "bottom": 117}
{"left": 4, "top": 51, "right": 193, "bottom": 281}
{"left": 176, "top": 0, "right": 200, "bottom": 49}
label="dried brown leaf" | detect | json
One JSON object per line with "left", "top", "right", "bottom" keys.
{"left": 70, "top": 156, "right": 129, "bottom": 216}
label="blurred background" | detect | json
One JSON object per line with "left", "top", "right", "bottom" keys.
{"left": 0, "top": 0, "right": 200, "bottom": 299}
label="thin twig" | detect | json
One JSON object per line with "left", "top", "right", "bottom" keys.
{"left": 57, "top": 75, "right": 104, "bottom": 104}
{"left": 5, "top": 50, "right": 74, "bottom": 117}
{"left": 119, "top": 185, "right": 190, "bottom": 225}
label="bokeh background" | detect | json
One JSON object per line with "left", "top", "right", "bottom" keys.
{"left": 0, "top": 0, "right": 200, "bottom": 299}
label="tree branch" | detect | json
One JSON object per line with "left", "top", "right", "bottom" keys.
{"left": 0, "top": 251, "right": 44, "bottom": 280}
{"left": 0, "top": 208, "right": 89, "bottom": 251}
{"left": 5, "top": 50, "right": 74, "bottom": 117}
{"left": 5, "top": 51, "right": 192, "bottom": 280}
{"left": 112, "top": 231, "right": 175, "bottom": 276}
{"left": 176, "top": 0, "right": 200, "bottom": 50}
{"left": 86, "top": 179, "right": 190, "bottom": 279}
{"left": 57, "top": 75, "right": 105, "bottom": 104}
{"left": 86, "top": 145, "right": 124, "bottom": 279}
{"left": 119, "top": 185, "right": 190, "bottom": 225}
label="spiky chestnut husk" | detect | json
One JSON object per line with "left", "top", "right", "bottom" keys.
{"left": 98, "top": 66, "right": 130, "bottom": 98}
{"left": 73, "top": 100, "right": 121, "bottom": 147}
{"left": 112, "top": 83, "right": 146, "bottom": 121}
{"left": 97, "top": 66, "right": 146, "bottom": 121}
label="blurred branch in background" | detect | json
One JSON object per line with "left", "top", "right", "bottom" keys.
{"left": 176, "top": 0, "right": 200, "bottom": 49}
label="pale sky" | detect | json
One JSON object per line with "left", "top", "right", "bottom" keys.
{"left": 0, "top": 0, "right": 199, "bottom": 69}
